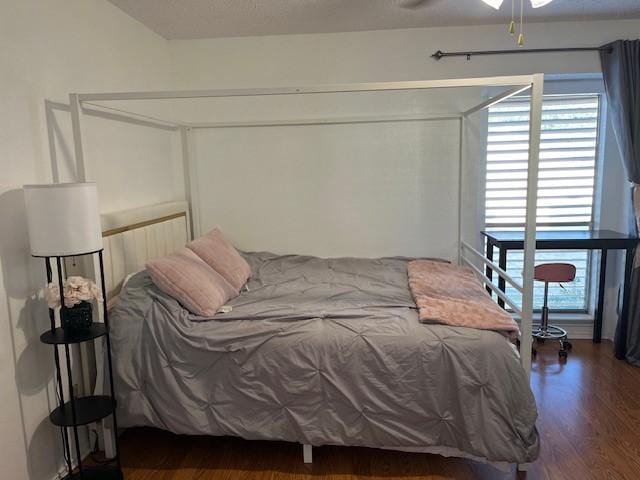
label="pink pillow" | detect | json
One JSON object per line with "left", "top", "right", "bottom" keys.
{"left": 187, "top": 228, "right": 251, "bottom": 291}
{"left": 146, "top": 248, "right": 237, "bottom": 316}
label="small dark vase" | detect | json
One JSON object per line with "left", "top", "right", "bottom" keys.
{"left": 61, "top": 301, "right": 93, "bottom": 334}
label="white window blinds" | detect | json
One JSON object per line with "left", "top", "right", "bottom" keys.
{"left": 486, "top": 94, "right": 599, "bottom": 229}
{"left": 485, "top": 94, "right": 600, "bottom": 311}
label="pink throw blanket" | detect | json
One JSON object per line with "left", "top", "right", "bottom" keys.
{"left": 408, "top": 260, "right": 519, "bottom": 335}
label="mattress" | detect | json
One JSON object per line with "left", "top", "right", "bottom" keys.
{"left": 109, "top": 252, "right": 539, "bottom": 464}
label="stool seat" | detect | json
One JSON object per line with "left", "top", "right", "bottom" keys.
{"left": 534, "top": 263, "right": 576, "bottom": 283}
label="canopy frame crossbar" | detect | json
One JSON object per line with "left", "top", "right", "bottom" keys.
{"left": 75, "top": 75, "right": 537, "bottom": 103}
{"left": 67, "top": 74, "right": 542, "bottom": 384}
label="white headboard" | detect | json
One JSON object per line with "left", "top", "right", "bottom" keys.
{"left": 101, "top": 201, "right": 191, "bottom": 300}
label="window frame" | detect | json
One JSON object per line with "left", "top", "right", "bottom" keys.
{"left": 484, "top": 85, "right": 604, "bottom": 314}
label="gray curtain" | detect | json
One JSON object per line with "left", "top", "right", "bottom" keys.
{"left": 600, "top": 40, "right": 640, "bottom": 362}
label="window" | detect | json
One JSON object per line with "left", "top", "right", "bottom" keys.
{"left": 485, "top": 94, "right": 600, "bottom": 311}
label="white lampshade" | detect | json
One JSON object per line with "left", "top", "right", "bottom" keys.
{"left": 23, "top": 183, "right": 103, "bottom": 257}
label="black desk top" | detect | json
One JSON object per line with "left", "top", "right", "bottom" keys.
{"left": 481, "top": 229, "right": 639, "bottom": 249}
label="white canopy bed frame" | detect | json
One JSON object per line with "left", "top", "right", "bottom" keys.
{"left": 66, "top": 74, "right": 544, "bottom": 471}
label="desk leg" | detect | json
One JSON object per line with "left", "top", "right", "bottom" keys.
{"left": 498, "top": 248, "right": 507, "bottom": 309}
{"left": 593, "top": 249, "right": 607, "bottom": 344}
{"left": 486, "top": 241, "right": 494, "bottom": 297}
{"left": 616, "top": 247, "right": 636, "bottom": 360}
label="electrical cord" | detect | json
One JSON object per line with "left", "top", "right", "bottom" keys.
{"left": 88, "top": 430, "right": 116, "bottom": 465}
{"left": 54, "top": 378, "right": 71, "bottom": 469}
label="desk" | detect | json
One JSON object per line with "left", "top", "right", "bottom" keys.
{"left": 481, "top": 230, "right": 639, "bottom": 343}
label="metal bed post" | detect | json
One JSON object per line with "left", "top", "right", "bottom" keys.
{"left": 180, "top": 126, "right": 200, "bottom": 239}
{"left": 520, "top": 74, "right": 544, "bottom": 378}
{"left": 71, "top": 93, "right": 116, "bottom": 459}
{"left": 70, "top": 93, "right": 88, "bottom": 182}
{"left": 457, "top": 116, "right": 464, "bottom": 266}
{"left": 69, "top": 93, "right": 105, "bottom": 461}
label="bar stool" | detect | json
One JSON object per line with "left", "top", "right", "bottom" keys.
{"left": 533, "top": 263, "right": 575, "bottom": 359}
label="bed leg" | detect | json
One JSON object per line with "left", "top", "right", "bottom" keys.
{"left": 517, "top": 463, "right": 531, "bottom": 472}
{"left": 303, "top": 444, "right": 313, "bottom": 464}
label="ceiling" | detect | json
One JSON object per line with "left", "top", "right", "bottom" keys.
{"left": 108, "top": 0, "right": 640, "bottom": 40}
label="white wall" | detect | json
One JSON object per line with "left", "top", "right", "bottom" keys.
{"left": 0, "top": 1, "right": 177, "bottom": 478}
{"left": 169, "top": 19, "right": 640, "bottom": 88}
{"left": 195, "top": 118, "right": 462, "bottom": 259}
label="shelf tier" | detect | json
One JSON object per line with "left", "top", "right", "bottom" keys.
{"left": 62, "top": 466, "right": 123, "bottom": 480}
{"left": 41, "top": 323, "right": 108, "bottom": 345}
{"left": 50, "top": 396, "right": 116, "bottom": 427}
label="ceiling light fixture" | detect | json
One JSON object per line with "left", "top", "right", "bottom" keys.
{"left": 480, "top": 0, "right": 555, "bottom": 46}
{"left": 481, "top": 0, "right": 504, "bottom": 8}
{"left": 530, "top": 0, "right": 554, "bottom": 7}
{"left": 481, "top": 0, "right": 553, "bottom": 9}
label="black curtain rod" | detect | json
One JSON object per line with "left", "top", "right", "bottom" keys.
{"left": 431, "top": 46, "right": 611, "bottom": 61}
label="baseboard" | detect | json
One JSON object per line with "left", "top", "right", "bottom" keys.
{"left": 514, "top": 313, "right": 603, "bottom": 341}
{"left": 541, "top": 312, "right": 600, "bottom": 340}
{"left": 52, "top": 445, "right": 93, "bottom": 480}
{"left": 554, "top": 321, "right": 596, "bottom": 340}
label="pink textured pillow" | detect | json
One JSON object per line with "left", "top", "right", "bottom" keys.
{"left": 187, "top": 228, "right": 251, "bottom": 291}
{"left": 146, "top": 248, "right": 237, "bottom": 316}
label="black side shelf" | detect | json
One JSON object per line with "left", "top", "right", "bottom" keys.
{"left": 41, "top": 323, "right": 108, "bottom": 345}
{"left": 50, "top": 396, "right": 116, "bottom": 427}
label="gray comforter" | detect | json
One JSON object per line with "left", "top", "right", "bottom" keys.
{"left": 109, "top": 252, "right": 539, "bottom": 463}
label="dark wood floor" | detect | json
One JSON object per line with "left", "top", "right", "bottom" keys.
{"left": 118, "top": 340, "right": 640, "bottom": 479}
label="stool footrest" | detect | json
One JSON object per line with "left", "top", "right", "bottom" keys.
{"left": 533, "top": 324, "right": 567, "bottom": 340}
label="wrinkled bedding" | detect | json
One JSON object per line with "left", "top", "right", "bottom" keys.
{"left": 109, "top": 252, "right": 539, "bottom": 463}
{"left": 408, "top": 259, "right": 520, "bottom": 335}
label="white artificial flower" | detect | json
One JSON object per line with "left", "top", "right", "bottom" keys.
{"left": 44, "top": 276, "right": 103, "bottom": 309}
{"left": 90, "top": 283, "right": 104, "bottom": 302}
{"left": 45, "top": 283, "right": 61, "bottom": 309}
{"left": 66, "top": 276, "right": 85, "bottom": 288}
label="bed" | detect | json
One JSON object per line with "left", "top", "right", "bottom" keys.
{"left": 108, "top": 249, "right": 539, "bottom": 466}
{"left": 77, "top": 74, "right": 545, "bottom": 470}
